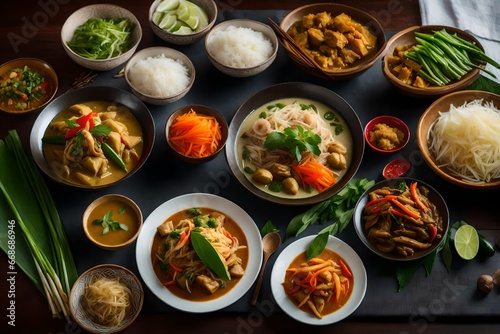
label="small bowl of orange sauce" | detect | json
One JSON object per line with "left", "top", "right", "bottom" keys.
{"left": 83, "top": 194, "right": 143, "bottom": 250}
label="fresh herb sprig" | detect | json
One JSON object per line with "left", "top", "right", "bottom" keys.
{"left": 286, "top": 178, "right": 374, "bottom": 259}
{"left": 92, "top": 209, "right": 128, "bottom": 235}
{"left": 264, "top": 125, "right": 321, "bottom": 161}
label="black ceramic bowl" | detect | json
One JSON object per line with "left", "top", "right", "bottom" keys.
{"left": 226, "top": 82, "right": 364, "bottom": 205}
{"left": 353, "top": 177, "right": 449, "bottom": 261}
{"left": 30, "top": 86, "right": 155, "bottom": 190}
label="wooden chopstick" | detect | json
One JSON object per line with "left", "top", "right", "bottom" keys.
{"left": 268, "top": 18, "right": 333, "bottom": 80}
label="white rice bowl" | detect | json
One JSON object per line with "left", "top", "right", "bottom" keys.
{"left": 127, "top": 54, "right": 190, "bottom": 97}
{"left": 206, "top": 25, "right": 274, "bottom": 68}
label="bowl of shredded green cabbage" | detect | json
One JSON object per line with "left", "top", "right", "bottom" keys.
{"left": 61, "top": 4, "right": 142, "bottom": 71}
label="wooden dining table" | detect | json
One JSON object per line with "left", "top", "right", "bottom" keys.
{"left": 1, "top": 0, "right": 499, "bottom": 333}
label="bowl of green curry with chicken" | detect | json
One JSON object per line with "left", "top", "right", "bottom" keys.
{"left": 30, "top": 86, "right": 155, "bottom": 189}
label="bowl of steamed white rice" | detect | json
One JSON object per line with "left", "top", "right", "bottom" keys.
{"left": 124, "top": 47, "right": 195, "bottom": 105}
{"left": 205, "top": 19, "right": 279, "bottom": 77}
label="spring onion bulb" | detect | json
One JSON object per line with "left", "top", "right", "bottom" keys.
{"left": 428, "top": 99, "right": 500, "bottom": 182}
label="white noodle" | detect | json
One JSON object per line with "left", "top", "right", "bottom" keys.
{"left": 427, "top": 99, "right": 500, "bottom": 182}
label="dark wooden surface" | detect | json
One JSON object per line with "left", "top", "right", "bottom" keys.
{"left": 1, "top": 1, "right": 500, "bottom": 334}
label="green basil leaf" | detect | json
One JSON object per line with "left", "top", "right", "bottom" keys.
{"left": 306, "top": 232, "right": 329, "bottom": 259}
{"left": 191, "top": 231, "right": 230, "bottom": 280}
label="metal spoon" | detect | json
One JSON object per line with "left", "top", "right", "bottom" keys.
{"left": 250, "top": 231, "right": 281, "bottom": 305}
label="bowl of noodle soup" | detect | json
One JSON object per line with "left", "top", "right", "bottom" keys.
{"left": 226, "top": 82, "right": 364, "bottom": 205}
{"left": 416, "top": 90, "right": 500, "bottom": 189}
{"left": 69, "top": 264, "right": 144, "bottom": 333}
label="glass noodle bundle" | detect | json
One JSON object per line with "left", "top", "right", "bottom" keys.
{"left": 83, "top": 276, "right": 131, "bottom": 327}
{"left": 428, "top": 99, "right": 500, "bottom": 182}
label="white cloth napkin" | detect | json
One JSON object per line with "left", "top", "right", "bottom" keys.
{"left": 419, "top": 0, "right": 500, "bottom": 83}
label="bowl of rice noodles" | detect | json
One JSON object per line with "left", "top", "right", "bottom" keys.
{"left": 69, "top": 264, "right": 144, "bottom": 333}
{"left": 416, "top": 90, "right": 500, "bottom": 189}
{"left": 226, "top": 82, "right": 364, "bottom": 205}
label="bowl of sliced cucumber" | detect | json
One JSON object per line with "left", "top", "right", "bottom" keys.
{"left": 149, "top": 0, "right": 218, "bottom": 45}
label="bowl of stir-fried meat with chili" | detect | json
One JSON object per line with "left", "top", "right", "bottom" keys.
{"left": 0, "top": 58, "right": 58, "bottom": 115}
{"left": 30, "top": 86, "right": 154, "bottom": 190}
{"left": 279, "top": 3, "right": 387, "bottom": 80}
{"left": 353, "top": 177, "right": 449, "bottom": 261}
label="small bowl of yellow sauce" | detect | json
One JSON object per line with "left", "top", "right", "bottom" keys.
{"left": 364, "top": 115, "right": 410, "bottom": 153}
{"left": 83, "top": 194, "right": 143, "bottom": 250}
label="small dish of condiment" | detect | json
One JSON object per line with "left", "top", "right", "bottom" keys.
{"left": 83, "top": 194, "right": 143, "bottom": 250}
{"left": 364, "top": 115, "right": 410, "bottom": 153}
{"left": 383, "top": 158, "right": 411, "bottom": 179}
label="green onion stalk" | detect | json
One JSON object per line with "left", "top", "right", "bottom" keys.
{"left": 0, "top": 130, "right": 77, "bottom": 320}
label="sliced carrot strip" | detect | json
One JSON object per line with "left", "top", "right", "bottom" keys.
{"left": 169, "top": 109, "right": 222, "bottom": 158}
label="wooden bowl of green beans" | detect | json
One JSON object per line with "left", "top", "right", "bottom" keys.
{"left": 382, "top": 25, "right": 495, "bottom": 97}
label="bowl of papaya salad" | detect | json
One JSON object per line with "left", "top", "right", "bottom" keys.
{"left": 0, "top": 58, "right": 58, "bottom": 115}
{"left": 61, "top": 4, "right": 142, "bottom": 71}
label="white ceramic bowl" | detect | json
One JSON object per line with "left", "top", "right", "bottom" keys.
{"left": 124, "top": 47, "right": 195, "bottom": 105}
{"left": 205, "top": 19, "right": 279, "bottom": 77}
{"left": 61, "top": 4, "right": 142, "bottom": 71}
{"left": 149, "top": 0, "right": 218, "bottom": 45}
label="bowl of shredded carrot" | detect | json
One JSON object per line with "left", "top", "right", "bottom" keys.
{"left": 166, "top": 105, "right": 228, "bottom": 164}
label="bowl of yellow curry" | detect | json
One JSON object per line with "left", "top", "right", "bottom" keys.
{"left": 279, "top": 3, "right": 387, "bottom": 80}
{"left": 30, "top": 86, "right": 155, "bottom": 190}
{"left": 83, "top": 194, "right": 143, "bottom": 250}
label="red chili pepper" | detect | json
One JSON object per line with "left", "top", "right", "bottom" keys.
{"left": 410, "top": 182, "right": 429, "bottom": 212}
{"left": 169, "top": 261, "right": 184, "bottom": 273}
{"left": 389, "top": 207, "right": 406, "bottom": 217}
{"left": 427, "top": 223, "right": 437, "bottom": 242}
{"left": 39, "top": 81, "right": 50, "bottom": 92}
{"left": 285, "top": 285, "right": 301, "bottom": 296}
{"left": 162, "top": 278, "right": 177, "bottom": 287}
{"left": 342, "top": 279, "right": 350, "bottom": 297}
{"left": 365, "top": 197, "right": 389, "bottom": 208}
{"left": 390, "top": 198, "right": 421, "bottom": 219}
{"left": 65, "top": 112, "right": 96, "bottom": 138}
{"left": 339, "top": 259, "right": 353, "bottom": 278}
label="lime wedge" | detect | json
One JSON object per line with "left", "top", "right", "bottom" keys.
{"left": 454, "top": 224, "right": 479, "bottom": 260}
{"left": 157, "top": 0, "right": 180, "bottom": 12}
{"left": 182, "top": 16, "right": 199, "bottom": 30}
{"left": 167, "top": 20, "right": 185, "bottom": 32}
{"left": 152, "top": 11, "right": 164, "bottom": 25}
{"left": 176, "top": 0, "right": 190, "bottom": 21}
{"left": 173, "top": 25, "right": 193, "bottom": 35}
{"left": 158, "top": 13, "right": 177, "bottom": 30}
{"left": 186, "top": 1, "right": 209, "bottom": 28}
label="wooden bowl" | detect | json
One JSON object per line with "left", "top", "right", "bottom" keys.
{"left": 166, "top": 104, "right": 228, "bottom": 164}
{"left": 382, "top": 25, "right": 483, "bottom": 97}
{"left": 416, "top": 90, "right": 500, "bottom": 189}
{"left": 83, "top": 194, "right": 143, "bottom": 250}
{"left": 69, "top": 264, "right": 144, "bottom": 333}
{"left": 364, "top": 115, "right": 410, "bottom": 153}
{"left": 0, "top": 58, "right": 58, "bottom": 115}
{"left": 279, "top": 3, "right": 387, "bottom": 80}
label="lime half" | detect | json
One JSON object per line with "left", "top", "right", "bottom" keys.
{"left": 454, "top": 224, "right": 479, "bottom": 260}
